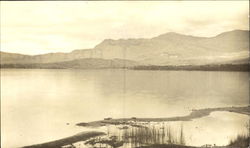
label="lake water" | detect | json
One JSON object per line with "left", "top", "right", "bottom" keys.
{"left": 1, "top": 69, "right": 249, "bottom": 148}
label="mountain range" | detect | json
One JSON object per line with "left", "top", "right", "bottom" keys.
{"left": 1, "top": 30, "right": 249, "bottom": 69}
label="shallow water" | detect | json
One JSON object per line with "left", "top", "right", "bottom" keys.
{"left": 183, "top": 111, "right": 249, "bottom": 146}
{"left": 1, "top": 69, "right": 249, "bottom": 147}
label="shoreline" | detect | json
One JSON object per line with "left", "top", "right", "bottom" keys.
{"left": 1, "top": 63, "right": 249, "bottom": 72}
{"left": 20, "top": 106, "right": 249, "bottom": 148}
{"left": 76, "top": 106, "right": 250, "bottom": 127}
{"left": 22, "top": 131, "right": 105, "bottom": 148}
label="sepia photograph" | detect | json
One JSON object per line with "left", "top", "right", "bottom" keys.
{"left": 0, "top": 1, "right": 249, "bottom": 148}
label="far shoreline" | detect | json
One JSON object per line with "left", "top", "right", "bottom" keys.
{"left": 1, "top": 65, "right": 249, "bottom": 72}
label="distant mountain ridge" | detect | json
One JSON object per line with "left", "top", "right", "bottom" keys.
{"left": 1, "top": 30, "right": 249, "bottom": 67}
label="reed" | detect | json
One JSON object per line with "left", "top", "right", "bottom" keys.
{"left": 119, "top": 122, "right": 186, "bottom": 146}
{"left": 85, "top": 122, "right": 187, "bottom": 148}
{"left": 228, "top": 122, "right": 249, "bottom": 148}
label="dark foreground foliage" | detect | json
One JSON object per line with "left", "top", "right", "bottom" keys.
{"left": 228, "top": 134, "right": 249, "bottom": 148}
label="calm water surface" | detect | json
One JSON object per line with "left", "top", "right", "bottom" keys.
{"left": 1, "top": 69, "right": 249, "bottom": 147}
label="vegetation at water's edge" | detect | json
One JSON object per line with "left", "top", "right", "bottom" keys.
{"left": 1, "top": 61, "right": 249, "bottom": 71}
{"left": 132, "top": 64, "right": 249, "bottom": 71}
{"left": 84, "top": 123, "right": 188, "bottom": 148}
{"left": 229, "top": 134, "right": 249, "bottom": 148}
{"left": 0, "top": 58, "right": 138, "bottom": 69}
{"left": 76, "top": 106, "right": 250, "bottom": 127}
{"left": 228, "top": 123, "right": 249, "bottom": 148}
{"left": 21, "top": 106, "right": 250, "bottom": 148}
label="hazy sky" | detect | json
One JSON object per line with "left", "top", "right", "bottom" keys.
{"left": 1, "top": 1, "right": 249, "bottom": 55}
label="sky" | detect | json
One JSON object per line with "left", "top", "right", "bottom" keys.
{"left": 1, "top": 1, "right": 249, "bottom": 55}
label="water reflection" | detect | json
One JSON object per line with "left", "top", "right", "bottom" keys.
{"left": 1, "top": 69, "right": 249, "bottom": 148}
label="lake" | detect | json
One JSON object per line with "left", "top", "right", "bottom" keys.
{"left": 1, "top": 69, "right": 249, "bottom": 148}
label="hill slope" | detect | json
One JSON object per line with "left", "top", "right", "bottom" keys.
{"left": 1, "top": 30, "right": 249, "bottom": 66}
{"left": 93, "top": 30, "right": 249, "bottom": 65}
